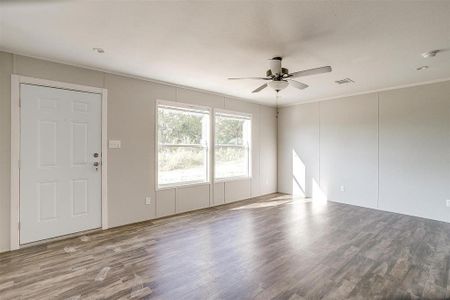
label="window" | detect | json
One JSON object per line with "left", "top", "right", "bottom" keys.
{"left": 215, "top": 111, "right": 251, "bottom": 180}
{"left": 157, "top": 103, "right": 210, "bottom": 188}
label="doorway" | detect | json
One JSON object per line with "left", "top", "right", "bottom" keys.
{"left": 11, "top": 76, "right": 108, "bottom": 248}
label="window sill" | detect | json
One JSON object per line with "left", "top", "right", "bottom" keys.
{"left": 156, "top": 181, "right": 210, "bottom": 191}
{"left": 214, "top": 176, "right": 252, "bottom": 183}
{"left": 156, "top": 176, "right": 252, "bottom": 190}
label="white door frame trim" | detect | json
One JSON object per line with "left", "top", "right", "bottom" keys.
{"left": 10, "top": 75, "right": 108, "bottom": 250}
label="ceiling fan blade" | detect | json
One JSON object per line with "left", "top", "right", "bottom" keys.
{"left": 252, "top": 83, "right": 268, "bottom": 93}
{"left": 287, "top": 79, "right": 309, "bottom": 90}
{"left": 289, "top": 66, "right": 332, "bottom": 78}
{"left": 228, "top": 77, "right": 270, "bottom": 80}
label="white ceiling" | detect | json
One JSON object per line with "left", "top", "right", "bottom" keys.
{"left": 1, "top": 1, "right": 450, "bottom": 106}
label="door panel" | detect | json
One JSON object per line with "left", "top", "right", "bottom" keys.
{"left": 20, "top": 84, "right": 102, "bottom": 244}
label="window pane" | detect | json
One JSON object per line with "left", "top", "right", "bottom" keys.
{"left": 158, "top": 107, "right": 207, "bottom": 145}
{"left": 215, "top": 116, "right": 245, "bottom": 145}
{"left": 157, "top": 104, "right": 210, "bottom": 187}
{"left": 215, "top": 146, "right": 248, "bottom": 178}
{"left": 158, "top": 147, "right": 207, "bottom": 186}
{"left": 215, "top": 113, "right": 251, "bottom": 179}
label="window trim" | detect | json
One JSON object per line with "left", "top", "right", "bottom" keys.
{"left": 155, "top": 99, "right": 211, "bottom": 190}
{"left": 157, "top": 180, "right": 211, "bottom": 191}
{"left": 213, "top": 108, "right": 252, "bottom": 182}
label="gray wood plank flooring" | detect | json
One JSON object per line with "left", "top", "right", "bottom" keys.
{"left": 1, "top": 193, "right": 450, "bottom": 299}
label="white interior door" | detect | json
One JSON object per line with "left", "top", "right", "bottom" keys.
{"left": 20, "top": 84, "right": 102, "bottom": 244}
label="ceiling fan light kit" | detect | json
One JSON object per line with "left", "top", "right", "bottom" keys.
{"left": 268, "top": 80, "right": 289, "bottom": 92}
{"left": 228, "top": 57, "right": 332, "bottom": 94}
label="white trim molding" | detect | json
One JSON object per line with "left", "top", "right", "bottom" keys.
{"left": 101, "top": 88, "right": 108, "bottom": 230}
{"left": 214, "top": 108, "right": 253, "bottom": 119}
{"left": 10, "top": 75, "right": 108, "bottom": 250}
{"left": 10, "top": 75, "right": 20, "bottom": 250}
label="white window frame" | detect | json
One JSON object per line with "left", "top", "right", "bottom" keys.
{"left": 155, "top": 100, "right": 211, "bottom": 190}
{"left": 213, "top": 108, "right": 252, "bottom": 182}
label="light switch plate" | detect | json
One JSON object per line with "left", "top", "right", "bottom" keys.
{"left": 340, "top": 186, "right": 345, "bottom": 192}
{"left": 446, "top": 200, "right": 450, "bottom": 207}
{"left": 109, "top": 140, "right": 121, "bottom": 149}
{"left": 145, "top": 197, "right": 151, "bottom": 205}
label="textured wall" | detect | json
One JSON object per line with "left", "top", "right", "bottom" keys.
{"left": 0, "top": 52, "right": 13, "bottom": 252}
{"left": 0, "top": 52, "right": 278, "bottom": 252}
{"left": 278, "top": 80, "right": 450, "bottom": 223}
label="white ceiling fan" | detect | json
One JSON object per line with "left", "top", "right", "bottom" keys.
{"left": 228, "top": 57, "right": 332, "bottom": 93}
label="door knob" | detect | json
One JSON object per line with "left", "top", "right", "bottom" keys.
{"left": 93, "top": 153, "right": 99, "bottom": 158}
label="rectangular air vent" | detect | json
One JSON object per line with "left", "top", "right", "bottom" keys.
{"left": 335, "top": 78, "right": 354, "bottom": 85}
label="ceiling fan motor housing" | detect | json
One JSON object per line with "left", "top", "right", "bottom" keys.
{"left": 269, "top": 57, "right": 283, "bottom": 75}
{"left": 266, "top": 68, "right": 289, "bottom": 79}
{"left": 268, "top": 57, "right": 289, "bottom": 80}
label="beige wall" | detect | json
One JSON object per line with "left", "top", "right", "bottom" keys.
{"left": 277, "top": 102, "right": 319, "bottom": 198}
{"left": 379, "top": 83, "right": 450, "bottom": 221}
{"left": 0, "top": 52, "right": 13, "bottom": 252}
{"left": 319, "top": 94, "right": 378, "bottom": 209}
{"left": 278, "top": 80, "right": 450, "bottom": 223}
{"left": 0, "top": 51, "right": 278, "bottom": 252}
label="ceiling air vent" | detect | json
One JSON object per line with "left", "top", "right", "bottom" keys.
{"left": 335, "top": 78, "right": 354, "bottom": 85}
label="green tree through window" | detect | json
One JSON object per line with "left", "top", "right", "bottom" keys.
{"left": 215, "top": 113, "right": 251, "bottom": 179}
{"left": 157, "top": 105, "right": 209, "bottom": 187}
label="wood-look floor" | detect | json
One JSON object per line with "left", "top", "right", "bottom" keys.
{"left": 2, "top": 193, "right": 450, "bottom": 299}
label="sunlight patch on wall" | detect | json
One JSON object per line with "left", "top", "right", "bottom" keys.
{"left": 292, "top": 149, "right": 306, "bottom": 197}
